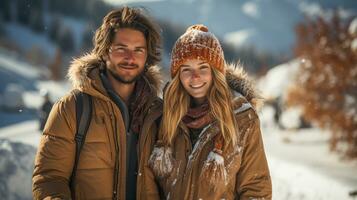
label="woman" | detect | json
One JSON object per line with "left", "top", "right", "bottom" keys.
{"left": 148, "top": 24, "right": 272, "bottom": 200}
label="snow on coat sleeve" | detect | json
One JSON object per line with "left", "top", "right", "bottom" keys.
{"left": 235, "top": 112, "right": 272, "bottom": 200}
{"left": 32, "top": 95, "right": 77, "bottom": 200}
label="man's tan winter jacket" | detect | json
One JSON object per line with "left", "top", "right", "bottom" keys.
{"left": 32, "top": 54, "right": 162, "bottom": 200}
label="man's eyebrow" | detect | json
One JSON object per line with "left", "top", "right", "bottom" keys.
{"left": 112, "top": 43, "right": 127, "bottom": 47}
{"left": 112, "top": 43, "right": 147, "bottom": 49}
{"left": 135, "top": 46, "right": 147, "bottom": 49}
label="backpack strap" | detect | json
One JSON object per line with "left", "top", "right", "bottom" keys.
{"left": 69, "top": 90, "right": 93, "bottom": 196}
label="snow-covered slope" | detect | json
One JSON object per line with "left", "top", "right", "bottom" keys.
{"left": 257, "top": 59, "right": 300, "bottom": 100}
{"left": 0, "top": 51, "right": 70, "bottom": 108}
{"left": 3, "top": 23, "right": 57, "bottom": 60}
{"left": 3, "top": 14, "right": 87, "bottom": 60}
{"left": 0, "top": 51, "right": 70, "bottom": 127}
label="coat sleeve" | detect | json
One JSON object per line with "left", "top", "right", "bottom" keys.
{"left": 32, "top": 96, "right": 77, "bottom": 200}
{"left": 235, "top": 112, "right": 272, "bottom": 200}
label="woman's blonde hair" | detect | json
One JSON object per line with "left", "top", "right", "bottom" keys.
{"left": 161, "top": 67, "right": 238, "bottom": 148}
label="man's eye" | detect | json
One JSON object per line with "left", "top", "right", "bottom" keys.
{"left": 113, "top": 47, "right": 125, "bottom": 52}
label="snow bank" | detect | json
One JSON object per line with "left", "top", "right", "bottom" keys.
{"left": 257, "top": 59, "right": 300, "bottom": 100}
{"left": 2, "top": 84, "right": 25, "bottom": 110}
{"left": 0, "top": 139, "right": 36, "bottom": 200}
{"left": 0, "top": 52, "right": 45, "bottom": 79}
{"left": 269, "top": 156, "right": 353, "bottom": 200}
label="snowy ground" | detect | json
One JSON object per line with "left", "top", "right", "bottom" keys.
{"left": 1, "top": 112, "right": 356, "bottom": 200}
{"left": 260, "top": 106, "right": 357, "bottom": 200}
{"left": 0, "top": 120, "right": 41, "bottom": 147}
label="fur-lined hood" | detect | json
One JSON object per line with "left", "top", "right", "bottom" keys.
{"left": 225, "top": 63, "right": 263, "bottom": 110}
{"left": 67, "top": 53, "right": 162, "bottom": 96}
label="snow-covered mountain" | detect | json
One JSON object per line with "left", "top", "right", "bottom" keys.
{"left": 3, "top": 15, "right": 87, "bottom": 61}
{"left": 105, "top": 0, "right": 357, "bottom": 55}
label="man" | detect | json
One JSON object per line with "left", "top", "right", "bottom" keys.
{"left": 33, "top": 7, "right": 162, "bottom": 200}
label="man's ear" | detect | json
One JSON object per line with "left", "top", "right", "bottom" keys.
{"left": 102, "top": 53, "right": 109, "bottom": 61}
{"left": 99, "top": 54, "right": 108, "bottom": 70}
{"left": 102, "top": 53, "right": 111, "bottom": 66}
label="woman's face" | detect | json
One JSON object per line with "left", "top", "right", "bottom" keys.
{"left": 179, "top": 59, "right": 213, "bottom": 104}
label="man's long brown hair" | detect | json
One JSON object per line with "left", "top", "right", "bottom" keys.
{"left": 92, "top": 6, "right": 161, "bottom": 67}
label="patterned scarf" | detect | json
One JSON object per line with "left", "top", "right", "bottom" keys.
{"left": 182, "top": 101, "right": 214, "bottom": 129}
{"left": 129, "top": 77, "right": 152, "bottom": 134}
{"left": 182, "top": 101, "right": 224, "bottom": 151}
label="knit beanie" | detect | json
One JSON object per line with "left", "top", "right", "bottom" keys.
{"left": 170, "top": 24, "right": 225, "bottom": 77}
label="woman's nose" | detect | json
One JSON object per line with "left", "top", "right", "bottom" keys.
{"left": 191, "top": 70, "right": 201, "bottom": 79}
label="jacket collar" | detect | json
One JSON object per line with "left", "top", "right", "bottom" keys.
{"left": 67, "top": 53, "right": 163, "bottom": 100}
{"left": 225, "top": 63, "right": 263, "bottom": 110}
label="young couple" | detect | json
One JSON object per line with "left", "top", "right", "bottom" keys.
{"left": 32, "top": 6, "right": 272, "bottom": 200}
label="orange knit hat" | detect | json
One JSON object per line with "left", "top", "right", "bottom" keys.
{"left": 170, "top": 24, "right": 225, "bottom": 77}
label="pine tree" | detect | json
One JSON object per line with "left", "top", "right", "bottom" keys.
{"left": 287, "top": 14, "right": 357, "bottom": 158}
{"left": 49, "top": 48, "right": 62, "bottom": 81}
{"left": 48, "top": 17, "right": 61, "bottom": 42}
{"left": 81, "top": 24, "right": 94, "bottom": 52}
{"left": 58, "top": 27, "right": 75, "bottom": 52}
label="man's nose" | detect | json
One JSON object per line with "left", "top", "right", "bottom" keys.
{"left": 124, "top": 50, "right": 135, "bottom": 62}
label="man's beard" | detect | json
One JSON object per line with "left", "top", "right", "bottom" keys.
{"left": 107, "top": 62, "right": 145, "bottom": 84}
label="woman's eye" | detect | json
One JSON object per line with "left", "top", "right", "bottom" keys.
{"left": 200, "top": 67, "right": 210, "bottom": 73}
{"left": 200, "top": 65, "right": 209, "bottom": 70}
{"left": 181, "top": 68, "right": 190, "bottom": 73}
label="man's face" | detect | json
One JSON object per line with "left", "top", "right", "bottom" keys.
{"left": 106, "top": 28, "right": 148, "bottom": 84}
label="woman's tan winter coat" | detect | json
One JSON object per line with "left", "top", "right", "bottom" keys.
{"left": 147, "top": 64, "right": 272, "bottom": 200}
{"left": 32, "top": 54, "right": 163, "bottom": 200}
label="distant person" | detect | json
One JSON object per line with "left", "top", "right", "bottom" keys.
{"left": 272, "top": 97, "right": 283, "bottom": 129}
{"left": 32, "top": 7, "right": 163, "bottom": 199}
{"left": 148, "top": 24, "right": 272, "bottom": 199}
{"left": 38, "top": 90, "right": 53, "bottom": 131}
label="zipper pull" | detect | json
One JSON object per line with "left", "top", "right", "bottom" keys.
{"left": 113, "top": 190, "right": 117, "bottom": 199}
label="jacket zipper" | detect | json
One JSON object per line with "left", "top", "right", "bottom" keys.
{"left": 112, "top": 107, "right": 120, "bottom": 200}
{"left": 181, "top": 123, "right": 215, "bottom": 199}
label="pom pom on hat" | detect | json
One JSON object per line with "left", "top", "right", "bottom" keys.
{"left": 186, "top": 24, "right": 209, "bottom": 32}
{"left": 170, "top": 24, "right": 225, "bottom": 77}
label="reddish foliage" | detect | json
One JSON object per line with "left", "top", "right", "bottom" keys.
{"left": 287, "top": 14, "right": 357, "bottom": 158}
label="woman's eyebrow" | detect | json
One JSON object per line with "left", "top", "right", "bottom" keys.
{"left": 180, "top": 65, "right": 191, "bottom": 68}
{"left": 198, "top": 62, "right": 209, "bottom": 65}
